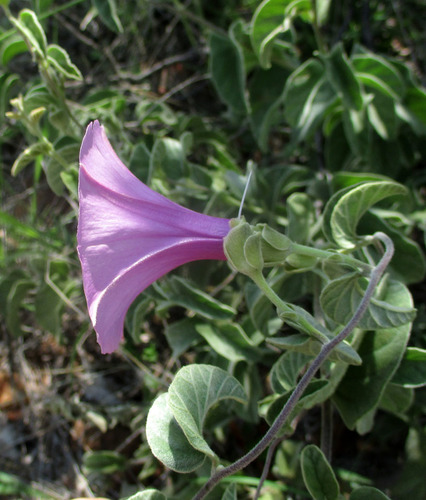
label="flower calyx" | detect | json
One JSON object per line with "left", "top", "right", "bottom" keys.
{"left": 224, "top": 218, "right": 293, "bottom": 277}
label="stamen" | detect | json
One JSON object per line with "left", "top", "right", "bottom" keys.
{"left": 238, "top": 161, "right": 254, "bottom": 219}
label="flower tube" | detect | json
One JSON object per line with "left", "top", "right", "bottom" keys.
{"left": 77, "top": 121, "right": 231, "bottom": 353}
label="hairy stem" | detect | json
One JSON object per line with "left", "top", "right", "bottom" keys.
{"left": 254, "top": 437, "right": 283, "bottom": 500}
{"left": 193, "top": 232, "right": 394, "bottom": 500}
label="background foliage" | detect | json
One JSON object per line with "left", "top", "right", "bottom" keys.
{"left": 0, "top": 1, "right": 425, "bottom": 499}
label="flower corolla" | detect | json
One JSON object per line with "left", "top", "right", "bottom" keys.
{"left": 77, "top": 121, "right": 230, "bottom": 353}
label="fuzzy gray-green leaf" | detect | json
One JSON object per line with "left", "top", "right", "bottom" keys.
{"left": 168, "top": 365, "right": 247, "bottom": 458}
{"left": 321, "top": 274, "right": 416, "bottom": 330}
{"left": 301, "top": 444, "right": 339, "bottom": 500}
{"left": 328, "top": 180, "right": 407, "bottom": 248}
{"left": 146, "top": 393, "right": 206, "bottom": 473}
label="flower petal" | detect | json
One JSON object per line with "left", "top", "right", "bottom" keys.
{"left": 77, "top": 121, "right": 230, "bottom": 353}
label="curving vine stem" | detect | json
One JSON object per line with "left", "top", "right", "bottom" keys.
{"left": 193, "top": 232, "right": 394, "bottom": 500}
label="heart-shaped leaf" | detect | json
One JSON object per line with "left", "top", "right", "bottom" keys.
{"left": 321, "top": 274, "right": 416, "bottom": 329}
{"left": 168, "top": 365, "right": 247, "bottom": 458}
{"left": 324, "top": 180, "right": 407, "bottom": 248}
{"left": 301, "top": 444, "right": 339, "bottom": 500}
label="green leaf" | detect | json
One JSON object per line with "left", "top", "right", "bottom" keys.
{"left": 83, "top": 450, "right": 126, "bottom": 474}
{"left": 325, "top": 180, "right": 407, "bottom": 248}
{"left": 278, "top": 304, "right": 362, "bottom": 365}
{"left": 158, "top": 276, "right": 235, "bottom": 320}
{"left": 321, "top": 275, "right": 416, "bottom": 330}
{"left": 323, "top": 43, "right": 363, "bottom": 110}
{"left": 195, "top": 322, "right": 261, "bottom": 362}
{"left": 0, "top": 210, "right": 40, "bottom": 239}
{"left": 248, "top": 66, "right": 289, "bottom": 151}
{"left": 0, "top": 73, "right": 19, "bottom": 126}
{"left": 146, "top": 393, "right": 206, "bottom": 473}
{"left": 379, "top": 383, "right": 413, "bottom": 416}
{"left": 301, "top": 444, "right": 339, "bottom": 500}
{"left": 168, "top": 365, "right": 247, "bottom": 458}
{"left": 130, "top": 142, "right": 151, "bottom": 183}
{"left": 11, "top": 141, "right": 52, "bottom": 176}
{"left": 367, "top": 91, "right": 397, "bottom": 140}
{"left": 209, "top": 25, "right": 248, "bottom": 115}
{"left": 1, "top": 36, "right": 28, "bottom": 65}
{"left": 287, "top": 192, "right": 315, "bottom": 244}
{"left": 352, "top": 52, "right": 405, "bottom": 99}
{"left": 270, "top": 351, "right": 312, "bottom": 392}
{"left": 126, "top": 491, "right": 167, "bottom": 500}
{"left": 333, "top": 283, "right": 413, "bottom": 429}
{"left": 35, "top": 283, "right": 62, "bottom": 336}
{"left": 150, "top": 137, "right": 186, "bottom": 181}
{"left": 0, "top": 472, "right": 52, "bottom": 499}
{"left": 283, "top": 58, "right": 337, "bottom": 141}
{"left": 264, "top": 380, "right": 330, "bottom": 432}
{"left": 250, "top": 0, "right": 289, "bottom": 69}
{"left": 341, "top": 107, "right": 368, "bottom": 158}
{"left": 350, "top": 486, "right": 391, "bottom": 500}
{"left": 315, "top": 0, "right": 332, "bottom": 25}
{"left": 44, "top": 139, "right": 79, "bottom": 195}
{"left": 392, "top": 347, "right": 426, "bottom": 388}
{"left": 403, "top": 86, "right": 426, "bottom": 134}
{"left": 92, "top": 0, "right": 123, "bottom": 32}
{"left": 15, "top": 9, "right": 47, "bottom": 58}
{"left": 164, "top": 318, "right": 200, "bottom": 358}
{"left": 357, "top": 211, "right": 426, "bottom": 285}
{"left": 7, "top": 279, "right": 34, "bottom": 337}
{"left": 47, "top": 44, "right": 82, "bottom": 80}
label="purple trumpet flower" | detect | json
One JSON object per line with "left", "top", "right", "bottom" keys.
{"left": 77, "top": 121, "right": 231, "bottom": 353}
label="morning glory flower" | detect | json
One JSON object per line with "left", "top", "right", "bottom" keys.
{"left": 77, "top": 121, "right": 231, "bottom": 353}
